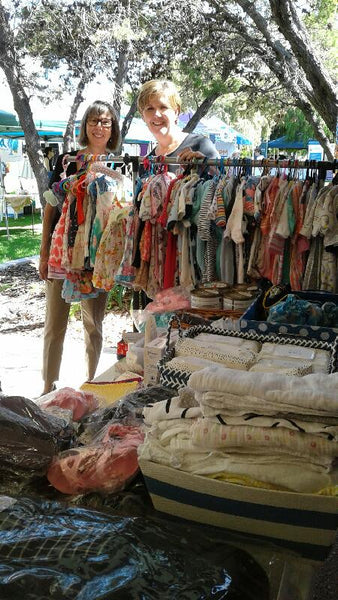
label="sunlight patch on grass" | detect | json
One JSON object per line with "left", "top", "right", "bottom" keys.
{"left": 0, "top": 213, "right": 42, "bottom": 229}
{"left": 0, "top": 283, "right": 11, "bottom": 292}
{"left": 0, "top": 229, "right": 42, "bottom": 263}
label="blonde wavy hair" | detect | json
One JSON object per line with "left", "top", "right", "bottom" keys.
{"left": 137, "top": 80, "right": 181, "bottom": 114}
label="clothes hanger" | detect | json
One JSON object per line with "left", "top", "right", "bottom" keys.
{"left": 53, "top": 169, "right": 88, "bottom": 195}
{"left": 89, "top": 161, "right": 125, "bottom": 182}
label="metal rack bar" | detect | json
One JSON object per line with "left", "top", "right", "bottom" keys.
{"left": 64, "top": 153, "right": 337, "bottom": 170}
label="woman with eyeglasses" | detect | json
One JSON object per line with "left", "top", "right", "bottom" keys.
{"left": 39, "top": 100, "right": 120, "bottom": 395}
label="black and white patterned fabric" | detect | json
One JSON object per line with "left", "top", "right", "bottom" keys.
{"left": 159, "top": 315, "right": 337, "bottom": 390}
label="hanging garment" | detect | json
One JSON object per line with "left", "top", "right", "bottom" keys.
{"left": 117, "top": 159, "right": 336, "bottom": 299}
{"left": 89, "top": 175, "right": 120, "bottom": 267}
{"left": 114, "top": 205, "right": 138, "bottom": 287}
{"left": 92, "top": 203, "right": 128, "bottom": 291}
{"left": 48, "top": 194, "right": 71, "bottom": 277}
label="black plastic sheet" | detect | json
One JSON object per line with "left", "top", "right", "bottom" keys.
{"left": 309, "top": 531, "right": 338, "bottom": 600}
{"left": 0, "top": 395, "right": 73, "bottom": 492}
{"left": 0, "top": 496, "right": 269, "bottom": 600}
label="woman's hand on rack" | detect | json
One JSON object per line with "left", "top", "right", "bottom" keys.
{"left": 177, "top": 147, "right": 206, "bottom": 163}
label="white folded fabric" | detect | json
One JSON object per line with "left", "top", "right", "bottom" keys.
{"left": 191, "top": 419, "right": 337, "bottom": 463}
{"left": 255, "top": 343, "right": 331, "bottom": 373}
{"left": 138, "top": 435, "right": 336, "bottom": 493}
{"left": 188, "top": 367, "right": 338, "bottom": 416}
{"left": 164, "top": 356, "right": 219, "bottom": 374}
{"left": 194, "top": 333, "right": 261, "bottom": 353}
{"left": 249, "top": 358, "right": 313, "bottom": 376}
{"left": 175, "top": 338, "right": 256, "bottom": 370}
{"left": 208, "top": 414, "right": 338, "bottom": 440}
{"left": 143, "top": 397, "right": 202, "bottom": 425}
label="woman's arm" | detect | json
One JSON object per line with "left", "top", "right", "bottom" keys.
{"left": 177, "top": 135, "right": 219, "bottom": 169}
{"left": 39, "top": 203, "right": 57, "bottom": 280}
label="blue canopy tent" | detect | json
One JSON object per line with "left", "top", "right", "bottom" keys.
{"left": 1, "top": 108, "right": 253, "bottom": 149}
{"left": 0, "top": 129, "right": 66, "bottom": 141}
{"left": 264, "top": 136, "right": 309, "bottom": 150}
{"left": 0, "top": 112, "right": 71, "bottom": 141}
{"left": 0, "top": 110, "right": 20, "bottom": 128}
{"left": 236, "top": 133, "right": 252, "bottom": 145}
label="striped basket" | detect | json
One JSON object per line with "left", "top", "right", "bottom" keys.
{"left": 158, "top": 315, "right": 338, "bottom": 391}
{"left": 139, "top": 458, "right": 338, "bottom": 561}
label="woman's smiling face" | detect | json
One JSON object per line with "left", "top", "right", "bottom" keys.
{"left": 141, "top": 94, "right": 178, "bottom": 138}
{"left": 86, "top": 109, "right": 113, "bottom": 150}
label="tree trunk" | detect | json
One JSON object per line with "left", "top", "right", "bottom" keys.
{"left": 113, "top": 0, "right": 131, "bottom": 120}
{"left": 120, "top": 95, "right": 138, "bottom": 146}
{"left": 63, "top": 75, "right": 87, "bottom": 153}
{"left": 234, "top": 0, "right": 336, "bottom": 135}
{"left": 183, "top": 91, "right": 221, "bottom": 133}
{"left": 295, "top": 99, "right": 334, "bottom": 160}
{"left": 0, "top": 4, "right": 49, "bottom": 208}
{"left": 269, "top": 0, "right": 337, "bottom": 135}
{"left": 209, "top": 1, "right": 334, "bottom": 159}
{"left": 114, "top": 43, "right": 130, "bottom": 121}
{"left": 263, "top": 52, "right": 334, "bottom": 159}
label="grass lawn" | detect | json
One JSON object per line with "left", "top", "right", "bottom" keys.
{"left": 0, "top": 213, "right": 42, "bottom": 263}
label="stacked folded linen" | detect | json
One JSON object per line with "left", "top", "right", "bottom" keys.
{"left": 186, "top": 367, "right": 338, "bottom": 493}
{"left": 165, "top": 335, "right": 331, "bottom": 379}
{"left": 249, "top": 342, "right": 331, "bottom": 374}
{"left": 174, "top": 334, "right": 259, "bottom": 371}
{"left": 139, "top": 392, "right": 205, "bottom": 472}
{"left": 189, "top": 367, "right": 338, "bottom": 418}
{"left": 143, "top": 395, "right": 202, "bottom": 425}
{"left": 138, "top": 367, "right": 338, "bottom": 493}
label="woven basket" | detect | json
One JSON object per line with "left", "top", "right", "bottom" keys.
{"left": 158, "top": 315, "right": 338, "bottom": 390}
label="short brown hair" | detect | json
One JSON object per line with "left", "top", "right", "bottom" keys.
{"left": 78, "top": 100, "right": 120, "bottom": 151}
{"left": 137, "top": 80, "right": 181, "bottom": 114}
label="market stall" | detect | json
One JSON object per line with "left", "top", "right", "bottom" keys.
{"left": 1, "top": 153, "right": 337, "bottom": 599}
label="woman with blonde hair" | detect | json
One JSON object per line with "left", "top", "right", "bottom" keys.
{"left": 137, "top": 79, "right": 218, "bottom": 169}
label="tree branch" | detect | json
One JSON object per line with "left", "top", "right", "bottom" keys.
{"left": 269, "top": 0, "right": 337, "bottom": 133}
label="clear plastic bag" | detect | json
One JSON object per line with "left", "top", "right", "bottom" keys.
{"left": 0, "top": 496, "right": 270, "bottom": 600}
{"left": 47, "top": 422, "right": 144, "bottom": 495}
{"left": 36, "top": 386, "right": 102, "bottom": 422}
{"left": 144, "top": 285, "right": 191, "bottom": 314}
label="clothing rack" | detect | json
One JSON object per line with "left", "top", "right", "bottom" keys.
{"left": 61, "top": 153, "right": 337, "bottom": 305}
{"left": 65, "top": 153, "right": 337, "bottom": 198}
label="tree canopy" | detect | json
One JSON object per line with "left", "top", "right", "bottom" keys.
{"left": 0, "top": 0, "right": 336, "bottom": 205}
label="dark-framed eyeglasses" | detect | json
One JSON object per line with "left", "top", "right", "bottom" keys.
{"left": 87, "top": 118, "right": 112, "bottom": 128}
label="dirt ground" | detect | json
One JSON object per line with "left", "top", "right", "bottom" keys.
{"left": 0, "top": 258, "right": 133, "bottom": 398}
